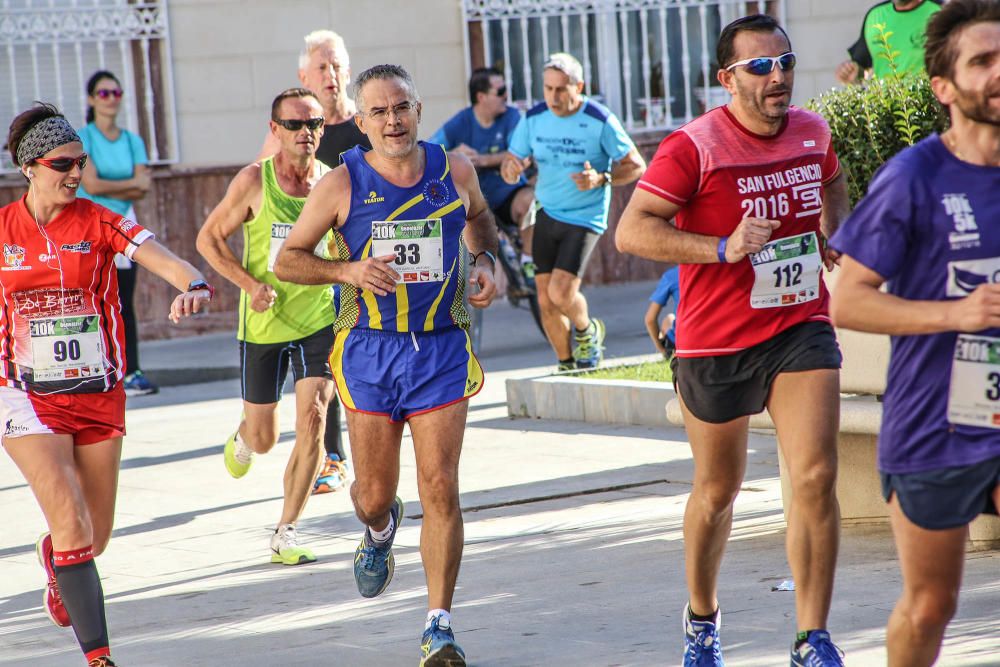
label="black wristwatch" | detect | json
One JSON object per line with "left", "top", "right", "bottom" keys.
{"left": 186, "top": 279, "right": 215, "bottom": 300}
{"left": 470, "top": 250, "right": 497, "bottom": 271}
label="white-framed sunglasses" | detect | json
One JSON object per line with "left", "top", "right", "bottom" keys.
{"left": 725, "top": 52, "right": 797, "bottom": 75}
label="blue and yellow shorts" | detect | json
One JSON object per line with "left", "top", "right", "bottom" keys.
{"left": 330, "top": 326, "right": 484, "bottom": 422}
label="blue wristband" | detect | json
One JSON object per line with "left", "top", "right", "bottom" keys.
{"left": 717, "top": 236, "right": 728, "bottom": 264}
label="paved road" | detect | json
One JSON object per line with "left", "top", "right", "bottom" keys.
{"left": 1, "top": 282, "right": 997, "bottom": 666}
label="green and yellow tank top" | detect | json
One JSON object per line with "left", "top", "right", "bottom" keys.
{"left": 238, "top": 157, "right": 334, "bottom": 343}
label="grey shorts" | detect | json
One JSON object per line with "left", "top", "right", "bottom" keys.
{"left": 881, "top": 455, "right": 1000, "bottom": 530}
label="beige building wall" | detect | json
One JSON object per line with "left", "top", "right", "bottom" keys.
{"left": 168, "top": 0, "right": 468, "bottom": 167}
{"left": 165, "top": 0, "right": 880, "bottom": 167}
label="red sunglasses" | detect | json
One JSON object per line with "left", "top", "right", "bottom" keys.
{"left": 95, "top": 89, "right": 123, "bottom": 99}
{"left": 34, "top": 154, "right": 89, "bottom": 172}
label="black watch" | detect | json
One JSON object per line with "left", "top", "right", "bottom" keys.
{"left": 470, "top": 250, "right": 497, "bottom": 270}
{"left": 187, "top": 279, "right": 215, "bottom": 300}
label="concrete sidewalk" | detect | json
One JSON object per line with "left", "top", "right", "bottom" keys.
{"left": 1, "top": 281, "right": 998, "bottom": 666}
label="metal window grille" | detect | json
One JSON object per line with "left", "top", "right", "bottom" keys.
{"left": 0, "top": 0, "right": 178, "bottom": 173}
{"left": 461, "top": 0, "right": 786, "bottom": 132}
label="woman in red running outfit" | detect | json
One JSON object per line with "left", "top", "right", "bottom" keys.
{"left": 0, "top": 103, "right": 214, "bottom": 667}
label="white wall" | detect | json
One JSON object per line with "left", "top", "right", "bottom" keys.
{"left": 168, "top": 0, "right": 467, "bottom": 167}
{"left": 165, "top": 0, "right": 879, "bottom": 167}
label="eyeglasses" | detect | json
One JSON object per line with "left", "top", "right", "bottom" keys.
{"left": 95, "top": 89, "right": 123, "bottom": 99}
{"left": 34, "top": 154, "right": 89, "bottom": 172}
{"left": 494, "top": 85, "right": 507, "bottom": 97}
{"left": 274, "top": 117, "right": 325, "bottom": 131}
{"left": 364, "top": 101, "right": 416, "bottom": 122}
{"left": 725, "top": 52, "right": 797, "bottom": 75}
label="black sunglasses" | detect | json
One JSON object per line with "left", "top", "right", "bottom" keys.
{"left": 275, "top": 117, "right": 325, "bottom": 131}
{"left": 495, "top": 85, "right": 507, "bottom": 97}
{"left": 34, "top": 154, "right": 89, "bottom": 173}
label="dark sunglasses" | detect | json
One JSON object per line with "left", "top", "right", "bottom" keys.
{"left": 726, "top": 51, "right": 797, "bottom": 76}
{"left": 34, "top": 154, "right": 89, "bottom": 172}
{"left": 275, "top": 117, "right": 325, "bottom": 131}
{"left": 494, "top": 85, "right": 507, "bottom": 97}
{"left": 95, "top": 89, "right": 123, "bottom": 99}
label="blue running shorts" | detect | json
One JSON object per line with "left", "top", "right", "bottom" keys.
{"left": 881, "top": 455, "right": 1000, "bottom": 530}
{"left": 330, "top": 326, "right": 484, "bottom": 422}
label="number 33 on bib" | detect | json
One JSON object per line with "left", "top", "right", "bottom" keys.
{"left": 372, "top": 220, "right": 445, "bottom": 283}
{"left": 748, "top": 231, "right": 822, "bottom": 309}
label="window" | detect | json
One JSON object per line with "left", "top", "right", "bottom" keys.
{"left": 462, "top": 0, "right": 785, "bottom": 132}
{"left": 0, "top": 0, "right": 178, "bottom": 172}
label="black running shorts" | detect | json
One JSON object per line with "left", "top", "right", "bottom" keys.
{"left": 670, "top": 321, "right": 842, "bottom": 424}
{"left": 239, "top": 327, "right": 334, "bottom": 404}
{"left": 493, "top": 185, "right": 530, "bottom": 230}
{"left": 532, "top": 208, "right": 601, "bottom": 277}
{"left": 881, "top": 455, "right": 1000, "bottom": 530}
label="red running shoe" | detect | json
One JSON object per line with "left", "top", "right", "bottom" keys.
{"left": 35, "top": 532, "right": 71, "bottom": 627}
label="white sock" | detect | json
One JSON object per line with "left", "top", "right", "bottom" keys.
{"left": 426, "top": 609, "right": 451, "bottom": 630}
{"left": 233, "top": 431, "right": 253, "bottom": 464}
{"left": 521, "top": 254, "right": 533, "bottom": 264}
{"left": 369, "top": 514, "right": 395, "bottom": 543}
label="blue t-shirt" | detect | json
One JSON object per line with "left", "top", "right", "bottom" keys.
{"left": 428, "top": 106, "right": 524, "bottom": 210}
{"left": 649, "top": 267, "right": 680, "bottom": 343}
{"left": 831, "top": 134, "right": 1000, "bottom": 474}
{"left": 76, "top": 123, "right": 148, "bottom": 217}
{"left": 508, "top": 98, "right": 634, "bottom": 233}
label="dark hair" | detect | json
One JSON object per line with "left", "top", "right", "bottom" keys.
{"left": 716, "top": 14, "right": 792, "bottom": 70}
{"left": 7, "top": 102, "right": 64, "bottom": 168}
{"left": 271, "top": 87, "right": 320, "bottom": 121}
{"left": 353, "top": 64, "right": 418, "bottom": 109}
{"left": 469, "top": 67, "right": 502, "bottom": 105}
{"left": 85, "top": 70, "right": 121, "bottom": 124}
{"left": 925, "top": 0, "right": 1000, "bottom": 80}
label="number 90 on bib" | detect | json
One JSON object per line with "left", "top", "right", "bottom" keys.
{"left": 372, "top": 219, "right": 445, "bottom": 284}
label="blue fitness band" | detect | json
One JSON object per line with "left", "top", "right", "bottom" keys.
{"left": 717, "top": 236, "right": 728, "bottom": 264}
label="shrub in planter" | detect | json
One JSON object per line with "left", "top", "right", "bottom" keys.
{"left": 807, "top": 25, "right": 949, "bottom": 206}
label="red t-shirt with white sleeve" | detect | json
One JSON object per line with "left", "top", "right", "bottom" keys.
{"left": 0, "top": 196, "right": 153, "bottom": 393}
{"left": 636, "top": 106, "right": 841, "bottom": 357}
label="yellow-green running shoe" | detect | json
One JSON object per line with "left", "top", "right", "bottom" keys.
{"left": 223, "top": 428, "right": 253, "bottom": 478}
{"left": 270, "top": 524, "right": 316, "bottom": 565}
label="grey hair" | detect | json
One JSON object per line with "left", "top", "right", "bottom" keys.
{"left": 543, "top": 52, "right": 584, "bottom": 85}
{"left": 298, "top": 30, "right": 348, "bottom": 71}
{"left": 353, "top": 64, "right": 420, "bottom": 109}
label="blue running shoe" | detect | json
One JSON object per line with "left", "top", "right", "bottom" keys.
{"left": 420, "top": 616, "right": 466, "bottom": 667}
{"left": 790, "top": 630, "right": 845, "bottom": 666}
{"left": 683, "top": 603, "right": 724, "bottom": 666}
{"left": 354, "top": 496, "right": 403, "bottom": 598}
{"left": 122, "top": 370, "right": 158, "bottom": 396}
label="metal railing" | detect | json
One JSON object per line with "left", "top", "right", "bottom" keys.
{"left": 0, "top": 0, "right": 178, "bottom": 173}
{"left": 461, "top": 0, "right": 785, "bottom": 133}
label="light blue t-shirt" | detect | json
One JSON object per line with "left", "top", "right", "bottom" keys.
{"left": 508, "top": 98, "right": 634, "bottom": 233}
{"left": 429, "top": 106, "right": 525, "bottom": 210}
{"left": 76, "top": 123, "right": 148, "bottom": 217}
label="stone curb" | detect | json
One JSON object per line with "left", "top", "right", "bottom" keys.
{"left": 506, "top": 373, "right": 675, "bottom": 427}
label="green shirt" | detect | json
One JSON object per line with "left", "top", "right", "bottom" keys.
{"left": 847, "top": 1, "right": 942, "bottom": 79}
{"left": 239, "top": 157, "right": 334, "bottom": 344}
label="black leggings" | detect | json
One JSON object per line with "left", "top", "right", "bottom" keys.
{"left": 117, "top": 265, "right": 139, "bottom": 375}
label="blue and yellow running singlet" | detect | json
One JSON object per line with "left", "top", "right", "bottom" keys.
{"left": 332, "top": 142, "right": 470, "bottom": 333}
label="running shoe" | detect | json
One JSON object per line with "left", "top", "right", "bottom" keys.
{"left": 683, "top": 603, "right": 724, "bottom": 667}
{"left": 35, "top": 532, "right": 71, "bottom": 627}
{"left": 420, "top": 616, "right": 466, "bottom": 667}
{"left": 122, "top": 370, "right": 158, "bottom": 396}
{"left": 313, "top": 454, "right": 350, "bottom": 495}
{"left": 223, "top": 428, "right": 253, "bottom": 479}
{"left": 88, "top": 657, "right": 117, "bottom": 666}
{"left": 354, "top": 496, "right": 403, "bottom": 598}
{"left": 790, "top": 630, "right": 845, "bottom": 666}
{"left": 521, "top": 260, "right": 536, "bottom": 283}
{"left": 556, "top": 360, "right": 575, "bottom": 372}
{"left": 572, "top": 318, "right": 606, "bottom": 370}
{"left": 270, "top": 524, "right": 316, "bottom": 565}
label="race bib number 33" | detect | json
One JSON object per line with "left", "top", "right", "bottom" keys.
{"left": 948, "top": 334, "right": 1000, "bottom": 429}
{"left": 749, "top": 231, "right": 822, "bottom": 309}
{"left": 372, "top": 219, "right": 444, "bottom": 283}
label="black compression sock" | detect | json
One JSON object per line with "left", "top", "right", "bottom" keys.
{"left": 53, "top": 549, "right": 110, "bottom": 658}
{"left": 324, "top": 394, "right": 345, "bottom": 460}
{"left": 688, "top": 607, "right": 718, "bottom": 623}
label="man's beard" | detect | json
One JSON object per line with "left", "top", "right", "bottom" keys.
{"left": 952, "top": 80, "right": 1000, "bottom": 126}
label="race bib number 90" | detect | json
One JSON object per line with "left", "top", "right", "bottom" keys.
{"left": 372, "top": 219, "right": 445, "bottom": 283}
{"left": 948, "top": 334, "right": 1000, "bottom": 429}
{"left": 748, "top": 232, "right": 822, "bottom": 309}
{"left": 29, "top": 315, "right": 106, "bottom": 383}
